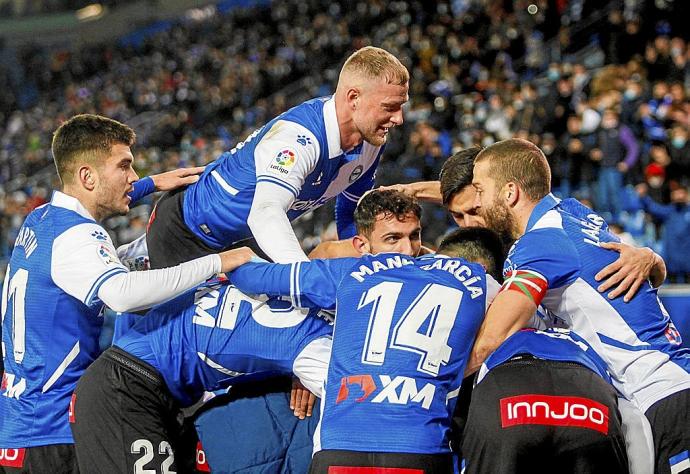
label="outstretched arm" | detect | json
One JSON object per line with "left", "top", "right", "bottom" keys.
{"left": 129, "top": 166, "right": 205, "bottom": 205}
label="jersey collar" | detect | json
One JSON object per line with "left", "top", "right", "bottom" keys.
{"left": 323, "top": 96, "right": 344, "bottom": 159}
{"left": 51, "top": 191, "right": 97, "bottom": 222}
{"left": 526, "top": 193, "right": 560, "bottom": 232}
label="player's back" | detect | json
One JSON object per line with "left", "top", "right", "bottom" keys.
{"left": 515, "top": 195, "right": 690, "bottom": 411}
{"left": 116, "top": 280, "right": 332, "bottom": 407}
{"left": 182, "top": 96, "right": 382, "bottom": 248}
{"left": 0, "top": 204, "right": 105, "bottom": 447}
{"left": 317, "top": 254, "right": 489, "bottom": 454}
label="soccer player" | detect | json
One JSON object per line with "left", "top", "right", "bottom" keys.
{"left": 70, "top": 277, "right": 332, "bottom": 474}
{"left": 467, "top": 138, "right": 690, "bottom": 474}
{"left": 385, "top": 147, "right": 666, "bottom": 300}
{"left": 146, "top": 46, "right": 409, "bottom": 267}
{"left": 0, "top": 114, "right": 248, "bottom": 473}
{"left": 227, "top": 239, "right": 499, "bottom": 473}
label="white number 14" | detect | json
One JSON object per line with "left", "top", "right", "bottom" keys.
{"left": 359, "top": 282, "right": 462, "bottom": 376}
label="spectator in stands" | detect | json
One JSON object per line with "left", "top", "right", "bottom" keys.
{"left": 591, "top": 108, "right": 639, "bottom": 220}
{"left": 637, "top": 183, "right": 690, "bottom": 283}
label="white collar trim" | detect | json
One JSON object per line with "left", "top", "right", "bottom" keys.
{"left": 323, "top": 97, "right": 344, "bottom": 159}
{"left": 51, "top": 191, "right": 96, "bottom": 221}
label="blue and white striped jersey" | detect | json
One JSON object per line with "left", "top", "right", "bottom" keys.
{"left": 115, "top": 279, "right": 333, "bottom": 407}
{"left": 230, "top": 254, "right": 495, "bottom": 454}
{"left": 504, "top": 194, "right": 690, "bottom": 412}
{"left": 183, "top": 96, "right": 383, "bottom": 250}
{"left": 0, "top": 192, "right": 128, "bottom": 448}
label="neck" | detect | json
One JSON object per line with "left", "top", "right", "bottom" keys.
{"left": 61, "top": 185, "right": 101, "bottom": 221}
{"left": 334, "top": 91, "right": 363, "bottom": 152}
{"left": 514, "top": 200, "right": 539, "bottom": 238}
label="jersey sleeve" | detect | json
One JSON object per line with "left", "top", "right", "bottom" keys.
{"left": 501, "top": 228, "right": 580, "bottom": 307}
{"left": 335, "top": 149, "right": 382, "bottom": 239}
{"left": 229, "top": 257, "right": 359, "bottom": 310}
{"left": 128, "top": 176, "right": 155, "bottom": 206}
{"left": 254, "top": 120, "right": 320, "bottom": 198}
{"left": 51, "top": 223, "right": 128, "bottom": 309}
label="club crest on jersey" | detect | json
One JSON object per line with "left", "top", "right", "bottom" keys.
{"left": 296, "top": 135, "right": 312, "bottom": 146}
{"left": 98, "top": 244, "right": 118, "bottom": 266}
{"left": 269, "top": 149, "right": 296, "bottom": 175}
{"left": 349, "top": 165, "right": 364, "bottom": 183}
{"left": 91, "top": 230, "right": 108, "bottom": 241}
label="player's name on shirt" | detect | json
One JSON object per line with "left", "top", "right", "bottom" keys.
{"left": 13, "top": 225, "right": 39, "bottom": 258}
{"left": 348, "top": 254, "right": 484, "bottom": 299}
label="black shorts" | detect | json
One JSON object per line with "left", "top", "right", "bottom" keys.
{"left": 0, "top": 444, "right": 77, "bottom": 474}
{"left": 645, "top": 388, "right": 690, "bottom": 474}
{"left": 71, "top": 346, "right": 196, "bottom": 474}
{"left": 146, "top": 187, "right": 271, "bottom": 268}
{"left": 146, "top": 188, "right": 218, "bottom": 269}
{"left": 309, "top": 450, "right": 453, "bottom": 474}
{"left": 461, "top": 357, "right": 629, "bottom": 474}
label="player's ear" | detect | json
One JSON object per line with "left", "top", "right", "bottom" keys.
{"left": 347, "top": 88, "right": 360, "bottom": 111}
{"left": 505, "top": 182, "right": 518, "bottom": 206}
{"left": 79, "top": 165, "right": 97, "bottom": 191}
{"left": 352, "top": 234, "right": 371, "bottom": 255}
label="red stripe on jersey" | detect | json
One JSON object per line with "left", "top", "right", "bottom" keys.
{"left": 196, "top": 441, "right": 211, "bottom": 472}
{"left": 328, "top": 467, "right": 423, "bottom": 474}
{"left": 0, "top": 449, "right": 26, "bottom": 468}
{"left": 500, "top": 394, "right": 609, "bottom": 434}
{"left": 500, "top": 270, "right": 548, "bottom": 306}
{"left": 69, "top": 393, "right": 76, "bottom": 423}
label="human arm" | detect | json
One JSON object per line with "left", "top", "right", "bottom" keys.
{"left": 247, "top": 182, "right": 309, "bottom": 262}
{"left": 51, "top": 222, "right": 226, "bottom": 313}
{"left": 128, "top": 166, "right": 205, "bottom": 205}
{"left": 229, "top": 257, "right": 358, "bottom": 310}
{"left": 248, "top": 122, "right": 321, "bottom": 262}
{"left": 379, "top": 181, "right": 442, "bottom": 204}
{"left": 595, "top": 242, "right": 667, "bottom": 301}
{"left": 308, "top": 239, "right": 359, "bottom": 259}
{"left": 465, "top": 289, "right": 537, "bottom": 376}
{"left": 619, "top": 126, "right": 640, "bottom": 171}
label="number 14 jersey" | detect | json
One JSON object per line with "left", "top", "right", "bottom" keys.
{"left": 229, "top": 253, "right": 497, "bottom": 454}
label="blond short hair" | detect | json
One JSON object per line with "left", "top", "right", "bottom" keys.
{"left": 475, "top": 138, "right": 551, "bottom": 201}
{"left": 339, "top": 46, "right": 409, "bottom": 86}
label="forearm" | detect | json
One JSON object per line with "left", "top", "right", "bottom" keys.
{"left": 412, "top": 181, "right": 442, "bottom": 203}
{"left": 247, "top": 204, "right": 308, "bottom": 263}
{"left": 98, "top": 254, "right": 221, "bottom": 313}
{"left": 650, "top": 251, "right": 667, "bottom": 288}
{"left": 128, "top": 177, "right": 155, "bottom": 206}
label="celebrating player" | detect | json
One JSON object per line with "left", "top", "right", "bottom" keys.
{"left": 0, "top": 114, "right": 247, "bottom": 473}
{"left": 467, "top": 138, "right": 690, "bottom": 473}
{"left": 146, "top": 46, "right": 409, "bottom": 267}
{"left": 227, "top": 240, "right": 498, "bottom": 472}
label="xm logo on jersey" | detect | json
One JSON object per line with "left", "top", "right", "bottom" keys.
{"left": 1, "top": 373, "right": 26, "bottom": 399}
{"left": 500, "top": 394, "right": 609, "bottom": 434}
{"left": 335, "top": 375, "right": 435, "bottom": 410}
{"left": 269, "top": 149, "right": 296, "bottom": 175}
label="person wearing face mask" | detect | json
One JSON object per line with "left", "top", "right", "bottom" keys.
{"left": 590, "top": 108, "right": 640, "bottom": 221}
{"left": 637, "top": 183, "right": 690, "bottom": 283}
{"left": 668, "top": 125, "right": 690, "bottom": 185}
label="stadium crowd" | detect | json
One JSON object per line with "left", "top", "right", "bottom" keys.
{"left": 1, "top": 1, "right": 690, "bottom": 473}
{"left": 1, "top": 0, "right": 689, "bottom": 281}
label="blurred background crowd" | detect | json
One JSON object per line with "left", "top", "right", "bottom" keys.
{"left": 1, "top": 0, "right": 690, "bottom": 282}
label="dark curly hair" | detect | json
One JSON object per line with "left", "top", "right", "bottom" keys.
{"left": 354, "top": 189, "right": 422, "bottom": 237}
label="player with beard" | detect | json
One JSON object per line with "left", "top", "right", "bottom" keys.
{"left": 467, "top": 138, "right": 690, "bottom": 474}
{"left": 383, "top": 147, "right": 666, "bottom": 300}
